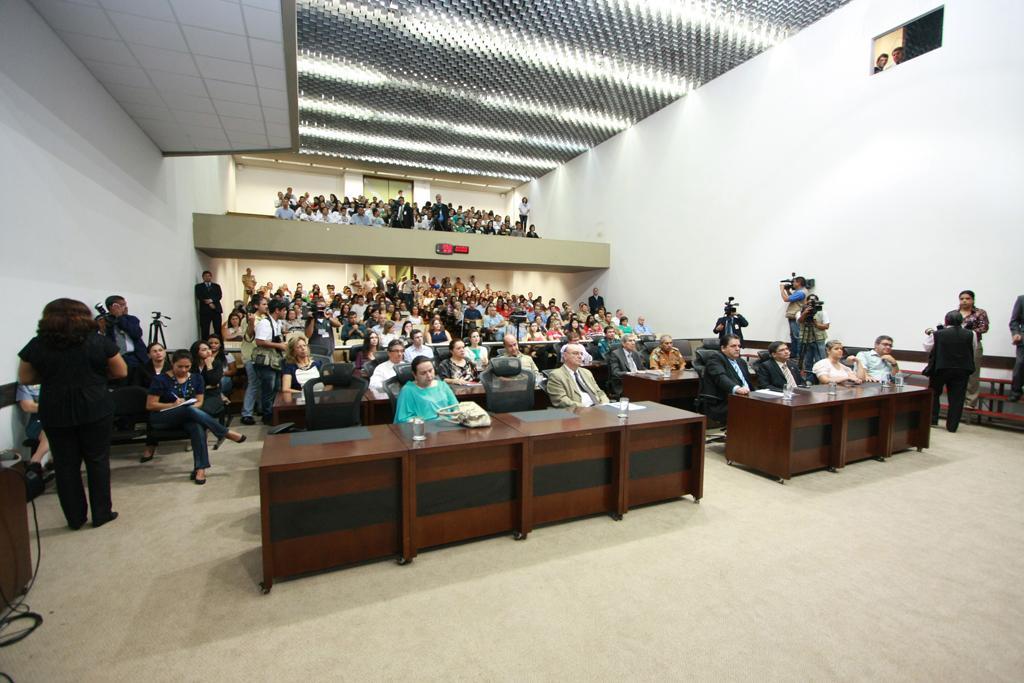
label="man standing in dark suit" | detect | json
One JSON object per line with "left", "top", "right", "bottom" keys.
{"left": 713, "top": 301, "right": 749, "bottom": 345}
{"left": 700, "top": 335, "right": 752, "bottom": 425}
{"left": 588, "top": 287, "right": 605, "bottom": 314}
{"left": 755, "top": 341, "right": 802, "bottom": 391}
{"left": 195, "top": 271, "right": 223, "bottom": 339}
{"left": 432, "top": 193, "right": 451, "bottom": 231}
{"left": 1010, "top": 294, "right": 1023, "bottom": 402}
{"left": 606, "top": 334, "right": 646, "bottom": 399}
{"left": 926, "top": 311, "right": 976, "bottom": 432}
{"left": 390, "top": 196, "right": 414, "bottom": 228}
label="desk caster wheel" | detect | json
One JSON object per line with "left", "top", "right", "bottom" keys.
{"left": 874, "top": 456, "right": 886, "bottom": 462}
{"left": 726, "top": 459, "right": 734, "bottom": 466}
{"left": 513, "top": 531, "right": 526, "bottom": 541}
{"left": 397, "top": 556, "right": 412, "bottom": 566}
{"left": 777, "top": 478, "right": 785, "bottom": 485}
{"left": 610, "top": 513, "right": 623, "bottom": 521}
{"left": 692, "top": 496, "right": 701, "bottom": 504}
{"left": 827, "top": 466, "right": 838, "bottom": 473}
{"left": 259, "top": 582, "right": 271, "bottom": 594}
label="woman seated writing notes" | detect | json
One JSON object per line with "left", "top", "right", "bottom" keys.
{"left": 812, "top": 340, "right": 864, "bottom": 385}
{"left": 394, "top": 356, "right": 458, "bottom": 423}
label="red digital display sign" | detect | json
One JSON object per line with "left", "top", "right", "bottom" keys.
{"left": 435, "top": 243, "right": 470, "bottom": 255}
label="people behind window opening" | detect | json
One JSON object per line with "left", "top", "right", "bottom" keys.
{"left": 270, "top": 188, "right": 541, "bottom": 238}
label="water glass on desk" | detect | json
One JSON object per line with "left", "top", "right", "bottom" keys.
{"left": 880, "top": 373, "right": 890, "bottom": 389}
{"left": 618, "top": 397, "right": 630, "bottom": 418}
{"left": 782, "top": 386, "right": 794, "bottom": 402}
{"left": 894, "top": 372, "right": 905, "bottom": 389}
{"left": 662, "top": 368, "right": 672, "bottom": 378}
{"left": 411, "top": 417, "right": 426, "bottom": 441}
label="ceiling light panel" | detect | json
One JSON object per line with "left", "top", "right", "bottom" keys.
{"left": 296, "top": 0, "right": 851, "bottom": 180}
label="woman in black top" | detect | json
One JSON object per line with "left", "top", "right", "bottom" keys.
{"left": 18, "top": 298, "right": 127, "bottom": 529}
{"left": 136, "top": 342, "right": 170, "bottom": 463}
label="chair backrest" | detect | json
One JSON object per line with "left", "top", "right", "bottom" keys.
{"left": 672, "top": 339, "right": 693, "bottom": 360}
{"left": 435, "top": 346, "right": 452, "bottom": 364}
{"left": 702, "top": 338, "right": 720, "bottom": 350}
{"left": 311, "top": 353, "right": 334, "bottom": 367}
{"left": 480, "top": 357, "right": 535, "bottom": 412}
{"left": 303, "top": 375, "right": 367, "bottom": 430}
{"left": 383, "top": 363, "right": 413, "bottom": 412}
{"left": 692, "top": 346, "right": 720, "bottom": 378}
{"left": 110, "top": 385, "right": 148, "bottom": 421}
{"left": 757, "top": 350, "right": 770, "bottom": 362}
{"left": 320, "top": 362, "right": 355, "bottom": 386}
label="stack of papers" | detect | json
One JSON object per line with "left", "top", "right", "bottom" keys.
{"left": 752, "top": 389, "right": 785, "bottom": 398}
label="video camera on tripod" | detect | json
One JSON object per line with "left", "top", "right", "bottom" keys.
{"left": 148, "top": 311, "right": 169, "bottom": 347}
{"left": 723, "top": 296, "right": 739, "bottom": 315}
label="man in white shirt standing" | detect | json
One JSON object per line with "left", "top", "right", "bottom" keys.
{"left": 253, "top": 301, "right": 287, "bottom": 425}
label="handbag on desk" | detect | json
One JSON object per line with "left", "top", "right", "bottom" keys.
{"left": 437, "top": 402, "right": 492, "bottom": 428}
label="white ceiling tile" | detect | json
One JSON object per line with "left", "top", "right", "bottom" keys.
{"left": 172, "top": 0, "right": 244, "bottom": 35}
{"left": 206, "top": 80, "right": 259, "bottom": 105}
{"left": 181, "top": 26, "right": 250, "bottom": 62}
{"left": 268, "top": 135, "right": 293, "bottom": 148}
{"left": 164, "top": 93, "right": 216, "bottom": 113}
{"left": 247, "top": 38, "right": 284, "bottom": 68}
{"left": 213, "top": 98, "right": 261, "bottom": 120}
{"left": 257, "top": 88, "right": 288, "bottom": 109}
{"left": 171, "top": 109, "right": 223, "bottom": 128}
{"left": 241, "top": 0, "right": 280, "bottom": 11}
{"left": 195, "top": 55, "right": 255, "bottom": 85}
{"left": 85, "top": 60, "right": 153, "bottom": 88}
{"left": 130, "top": 43, "right": 198, "bottom": 76}
{"left": 189, "top": 131, "right": 230, "bottom": 147}
{"left": 253, "top": 65, "right": 285, "bottom": 91}
{"left": 104, "top": 83, "right": 165, "bottom": 106}
{"left": 107, "top": 12, "right": 188, "bottom": 51}
{"left": 228, "top": 135, "right": 270, "bottom": 149}
{"left": 98, "top": 0, "right": 173, "bottom": 21}
{"left": 57, "top": 31, "right": 138, "bottom": 66}
{"left": 262, "top": 106, "right": 289, "bottom": 124}
{"left": 134, "top": 118, "right": 187, "bottom": 136}
{"left": 241, "top": 4, "right": 280, "bottom": 41}
{"left": 149, "top": 70, "right": 208, "bottom": 96}
{"left": 220, "top": 116, "right": 265, "bottom": 134}
{"left": 121, "top": 102, "right": 176, "bottom": 122}
{"left": 32, "top": 0, "right": 119, "bottom": 39}
{"left": 58, "top": 0, "right": 101, "bottom": 5}
{"left": 265, "top": 122, "right": 291, "bottom": 139}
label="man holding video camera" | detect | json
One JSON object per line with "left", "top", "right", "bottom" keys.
{"left": 714, "top": 297, "right": 749, "bottom": 345}
{"left": 305, "top": 299, "right": 341, "bottom": 358}
{"left": 797, "top": 293, "right": 830, "bottom": 377}
{"left": 102, "top": 295, "right": 147, "bottom": 383}
{"left": 779, "top": 275, "right": 809, "bottom": 357}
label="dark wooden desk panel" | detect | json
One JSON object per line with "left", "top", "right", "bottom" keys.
{"left": 619, "top": 402, "right": 706, "bottom": 508}
{"left": 272, "top": 391, "right": 306, "bottom": 427}
{"left": 621, "top": 370, "right": 699, "bottom": 405}
{"left": 493, "top": 409, "right": 624, "bottom": 536}
{"left": 259, "top": 426, "right": 408, "bottom": 591}
{"left": 726, "top": 385, "right": 933, "bottom": 482}
{"left": 389, "top": 422, "right": 527, "bottom": 557}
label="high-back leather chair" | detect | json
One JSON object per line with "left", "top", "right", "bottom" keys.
{"left": 480, "top": 356, "right": 535, "bottom": 413}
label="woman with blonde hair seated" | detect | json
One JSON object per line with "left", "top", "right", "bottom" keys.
{"left": 281, "top": 336, "right": 323, "bottom": 394}
{"left": 812, "top": 340, "right": 863, "bottom": 385}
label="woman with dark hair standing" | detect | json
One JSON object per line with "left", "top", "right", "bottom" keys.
{"left": 18, "top": 298, "right": 127, "bottom": 529}
{"left": 954, "top": 290, "right": 989, "bottom": 408}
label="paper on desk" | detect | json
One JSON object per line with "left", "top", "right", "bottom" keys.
{"left": 610, "top": 402, "right": 647, "bottom": 410}
{"left": 752, "top": 389, "right": 785, "bottom": 398}
{"left": 161, "top": 398, "right": 197, "bottom": 412}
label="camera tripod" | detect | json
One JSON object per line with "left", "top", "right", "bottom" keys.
{"left": 148, "top": 316, "right": 168, "bottom": 347}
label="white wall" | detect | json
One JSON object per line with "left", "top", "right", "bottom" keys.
{"left": 431, "top": 186, "right": 511, "bottom": 216}
{"left": 234, "top": 165, "right": 347, "bottom": 214}
{"left": 0, "top": 0, "right": 231, "bottom": 448}
{"left": 520, "top": 0, "right": 1024, "bottom": 357}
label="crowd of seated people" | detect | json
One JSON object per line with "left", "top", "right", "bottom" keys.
{"left": 270, "top": 187, "right": 540, "bottom": 237}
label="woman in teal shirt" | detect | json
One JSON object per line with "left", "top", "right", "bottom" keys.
{"left": 394, "top": 356, "right": 458, "bottom": 423}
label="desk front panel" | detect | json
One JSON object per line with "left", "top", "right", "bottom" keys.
{"left": 890, "top": 388, "right": 932, "bottom": 453}
{"left": 530, "top": 431, "right": 619, "bottom": 525}
{"left": 625, "top": 423, "right": 701, "bottom": 506}
{"left": 844, "top": 399, "right": 885, "bottom": 464}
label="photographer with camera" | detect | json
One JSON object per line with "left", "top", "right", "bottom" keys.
{"left": 304, "top": 299, "right": 341, "bottom": 359}
{"left": 797, "top": 294, "right": 830, "bottom": 378}
{"left": 251, "top": 300, "right": 287, "bottom": 425}
{"left": 100, "top": 295, "right": 147, "bottom": 384}
{"left": 779, "top": 275, "right": 809, "bottom": 358}
{"left": 714, "top": 297, "right": 749, "bottom": 345}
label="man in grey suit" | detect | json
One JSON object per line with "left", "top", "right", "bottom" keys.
{"left": 606, "top": 334, "right": 646, "bottom": 399}
{"left": 546, "top": 343, "right": 609, "bottom": 409}
{"left": 1009, "top": 294, "right": 1023, "bottom": 401}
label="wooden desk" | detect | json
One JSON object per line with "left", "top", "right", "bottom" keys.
{"left": 259, "top": 425, "right": 409, "bottom": 592}
{"left": 619, "top": 402, "right": 705, "bottom": 510}
{"left": 494, "top": 408, "right": 625, "bottom": 537}
{"left": 725, "top": 384, "right": 932, "bottom": 482}
{"left": 389, "top": 421, "right": 527, "bottom": 559}
{"left": 621, "top": 370, "right": 700, "bottom": 406}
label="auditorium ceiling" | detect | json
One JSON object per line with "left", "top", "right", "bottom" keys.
{"left": 296, "top": 0, "right": 853, "bottom": 181}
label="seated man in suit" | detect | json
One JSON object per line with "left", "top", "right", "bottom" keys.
{"left": 606, "top": 334, "right": 646, "bottom": 399}
{"left": 546, "top": 343, "right": 609, "bottom": 409}
{"left": 700, "top": 334, "right": 751, "bottom": 425}
{"left": 755, "top": 341, "right": 802, "bottom": 391}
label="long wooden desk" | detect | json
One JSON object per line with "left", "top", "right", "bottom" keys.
{"left": 621, "top": 369, "right": 700, "bottom": 406}
{"left": 259, "top": 403, "right": 705, "bottom": 590}
{"left": 725, "top": 384, "right": 932, "bottom": 482}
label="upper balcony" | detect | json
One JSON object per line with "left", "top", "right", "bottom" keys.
{"left": 193, "top": 213, "right": 609, "bottom": 272}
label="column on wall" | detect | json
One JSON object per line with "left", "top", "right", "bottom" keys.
{"left": 412, "top": 181, "right": 431, "bottom": 208}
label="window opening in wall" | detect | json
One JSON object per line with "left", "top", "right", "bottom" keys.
{"left": 872, "top": 6, "right": 944, "bottom": 74}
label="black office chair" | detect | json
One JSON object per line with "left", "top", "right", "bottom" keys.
{"left": 672, "top": 339, "right": 694, "bottom": 367}
{"left": 692, "top": 343, "right": 727, "bottom": 444}
{"left": 435, "top": 346, "right": 452, "bottom": 365}
{"left": 383, "top": 363, "right": 414, "bottom": 413}
{"left": 480, "top": 356, "right": 535, "bottom": 413}
{"left": 303, "top": 368, "right": 367, "bottom": 431}
{"left": 640, "top": 340, "right": 659, "bottom": 367}
{"left": 311, "top": 353, "right": 334, "bottom": 367}
{"left": 109, "top": 386, "right": 149, "bottom": 445}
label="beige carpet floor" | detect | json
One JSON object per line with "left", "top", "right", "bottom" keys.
{"left": 3, "top": 420, "right": 1023, "bottom": 682}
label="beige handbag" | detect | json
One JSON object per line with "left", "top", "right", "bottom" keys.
{"left": 437, "top": 402, "right": 492, "bottom": 428}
